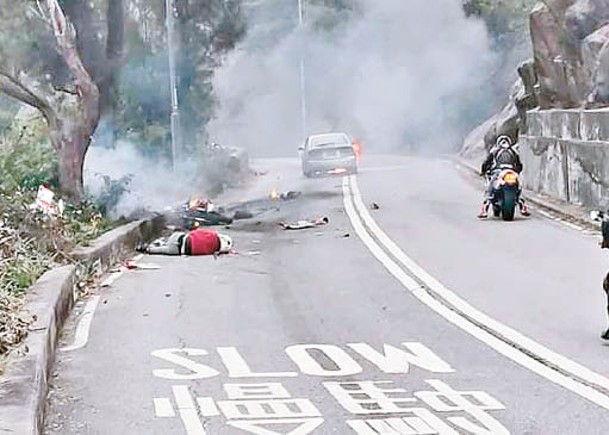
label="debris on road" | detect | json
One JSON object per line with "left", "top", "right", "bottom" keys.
{"left": 131, "top": 262, "right": 161, "bottom": 270}
{"left": 233, "top": 210, "right": 254, "bottom": 220}
{"left": 244, "top": 251, "right": 262, "bottom": 256}
{"left": 371, "top": 202, "right": 380, "bottom": 210}
{"left": 270, "top": 188, "right": 280, "bottom": 201}
{"left": 100, "top": 270, "right": 124, "bottom": 287}
{"left": 270, "top": 189, "right": 302, "bottom": 201}
{"left": 279, "top": 216, "right": 329, "bottom": 231}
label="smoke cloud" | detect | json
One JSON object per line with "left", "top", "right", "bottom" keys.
{"left": 208, "top": 0, "right": 497, "bottom": 156}
{"left": 84, "top": 139, "right": 202, "bottom": 219}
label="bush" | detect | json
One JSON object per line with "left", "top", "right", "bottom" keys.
{"left": 0, "top": 115, "right": 114, "bottom": 291}
{"left": 0, "top": 115, "right": 57, "bottom": 192}
{"left": 0, "top": 113, "right": 116, "bottom": 358}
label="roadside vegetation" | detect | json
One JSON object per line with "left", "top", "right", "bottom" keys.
{"left": 0, "top": 0, "right": 246, "bottom": 360}
{"left": 0, "top": 112, "right": 114, "bottom": 358}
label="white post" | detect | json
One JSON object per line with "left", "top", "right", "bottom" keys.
{"left": 166, "top": 0, "right": 181, "bottom": 171}
{"left": 298, "top": 0, "right": 307, "bottom": 139}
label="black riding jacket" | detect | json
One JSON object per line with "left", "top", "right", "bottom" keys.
{"left": 481, "top": 147, "right": 523, "bottom": 175}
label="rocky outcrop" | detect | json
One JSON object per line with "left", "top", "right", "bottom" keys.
{"left": 462, "top": 0, "right": 609, "bottom": 158}
{"left": 582, "top": 23, "right": 609, "bottom": 105}
{"left": 531, "top": 0, "right": 609, "bottom": 108}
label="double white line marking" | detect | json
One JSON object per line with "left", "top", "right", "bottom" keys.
{"left": 342, "top": 174, "right": 609, "bottom": 410}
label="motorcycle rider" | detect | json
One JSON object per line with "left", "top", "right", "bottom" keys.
{"left": 478, "top": 135, "right": 531, "bottom": 218}
{"left": 595, "top": 211, "right": 609, "bottom": 340}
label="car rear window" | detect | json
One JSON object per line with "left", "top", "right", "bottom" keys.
{"left": 308, "top": 147, "right": 355, "bottom": 160}
{"left": 309, "top": 134, "right": 349, "bottom": 147}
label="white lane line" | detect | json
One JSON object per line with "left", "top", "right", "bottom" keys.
{"left": 60, "top": 295, "right": 101, "bottom": 352}
{"left": 342, "top": 176, "right": 609, "bottom": 410}
{"left": 349, "top": 175, "right": 609, "bottom": 391}
{"left": 561, "top": 221, "right": 584, "bottom": 232}
{"left": 61, "top": 254, "right": 144, "bottom": 352}
{"left": 154, "top": 398, "right": 176, "bottom": 418}
{"left": 535, "top": 209, "right": 553, "bottom": 219}
{"left": 173, "top": 385, "right": 207, "bottom": 435}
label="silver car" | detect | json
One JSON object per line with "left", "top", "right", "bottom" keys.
{"left": 299, "top": 133, "right": 358, "bottom": 178}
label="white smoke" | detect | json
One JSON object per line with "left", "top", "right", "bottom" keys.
{"left": 84, "top": 141, "right": 201, "bottom": 218}
{"left": 208, "top": 0, "right": 496, "bottom": 156}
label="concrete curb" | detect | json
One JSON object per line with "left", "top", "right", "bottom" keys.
{"left": 453, "top": 156, "right": 601, "bottom": 232}
{"left": 0, "top": 214, "right": 166, "bottom": 435}
{"left": 0, "top": 266, "right": 75, "bottom": 435}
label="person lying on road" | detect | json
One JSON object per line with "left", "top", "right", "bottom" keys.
{"left": 138, "top": 228, "right": 233, "bottom": 256}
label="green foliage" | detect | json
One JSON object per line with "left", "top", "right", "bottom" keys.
{"left": 0, "top": 115, "right": 57, "bottom": 192}
{"left": 463, "top": 0, "right": 493, "bottom": 17}
{"left": 463, "top": 0, "right": 537, "bottom": 49}
{"left": 0, "top": 114, "right": 112, "bottom": 296}
{"left": 94, "top": 174, "right": 133, "bottom": 216}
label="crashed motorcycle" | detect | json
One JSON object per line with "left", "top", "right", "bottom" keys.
{"left": 168, "top": 198, "right": 234, "bottom": 230}
{"left": 487, "top": 168, "right": 522, "bottom": 221}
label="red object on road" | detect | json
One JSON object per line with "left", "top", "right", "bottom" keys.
{"left": 353, "top": 138, "right": 363, "bottom": 162}
{"left": 188, "top": 229, "right": 221, "bottom": 255}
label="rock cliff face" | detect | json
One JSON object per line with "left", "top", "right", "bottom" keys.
{"left": 462, "top": 0, "right": 609, "bottom": 156}
{"left": 532, "top": 0, "right": 609, "bottom": 108}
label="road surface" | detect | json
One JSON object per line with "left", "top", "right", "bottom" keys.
{"left": 45, "top": 155, "right": 609, "bottom": 434}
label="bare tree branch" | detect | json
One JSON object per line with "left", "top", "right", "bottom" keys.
{"left": 0, "top": 70, "right": 58, "bottom": 128}
{"left": 45, "top": 0, "right": 99, "bottom": 128}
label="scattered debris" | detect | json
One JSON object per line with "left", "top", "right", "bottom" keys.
{"left": 0, "top": 293, "right": 31, "bottom": 356}
{"left": 233, "top": 210, "right": 254, "bottom": 220}
{"left": 371, "top": 202, "right": 380, "bottom": 210}
{"left": 342, "top": 233, "right": 351, "bottom": 238}
{"left": 100, "top": 269, "right": 125, "bottom": 288}
{"left": 270, "top": 188, "right": 280, "bottom": 201}
{"left": 245, "top": 251, "right": 262, "bottom": 256}
{"left": 279, "top": 216, "right": 329, "bottom": 231}
{"left": 132, "top": 262, "right": 161, "bottom": 270}
{"left": 281, "top": 191, "right": 302, "bottom": 200}
{"left": 170, "top": 197, "right": 234, "bottom": 230}
{"left": 270, "top": 189, "right": 302, "bottom": 202}
{"left": 29, "top": 185, "right": 65, "bottom": 217}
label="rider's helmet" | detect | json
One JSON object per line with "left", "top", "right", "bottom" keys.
{"left": 218, "top": 234, "right": 233, "bottom": 254}
{"left": 496, "top": 135, "right": 513, "bottom": 149}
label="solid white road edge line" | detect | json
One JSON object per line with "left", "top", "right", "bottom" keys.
{"left": 342, "top": 176, "right": 609, "bottom": 410}
{"left": 349, "top": 175, "right": 609, "bottom": 392}
{"left": 60, "top": 295, "right": 101, "bottom": 352}
{"left": 60, "top": 254, "right": 145, "bottom": 352}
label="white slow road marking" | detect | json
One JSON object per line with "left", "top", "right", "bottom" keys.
{"left": 60, "top": 295, "right": 101, "bottom": 352}
{"left": 173, "top": 385, "right": 208, "bottom": 434}
{"left": 342, "top": 175, "right": 609, "bottom": 410}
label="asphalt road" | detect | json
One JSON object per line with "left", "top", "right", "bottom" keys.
{"left": 45, "top": 155, "right": 609, "bottom": 434}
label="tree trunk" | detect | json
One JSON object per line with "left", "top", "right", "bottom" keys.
{"left": 56, "top": 135, "right": 86, "bottom": 200}
{"left": 47, "top": 0, "right": 101, "bottom": 200}
{"left": 49, "top": 109, "right": 98, "bottom": 200}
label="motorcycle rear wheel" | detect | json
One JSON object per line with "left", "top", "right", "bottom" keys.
{"left": 501, "top": 190, "right": 516, "bottom": 221}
